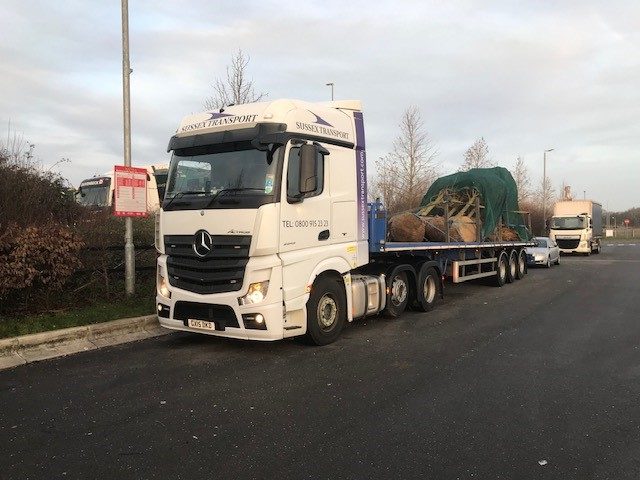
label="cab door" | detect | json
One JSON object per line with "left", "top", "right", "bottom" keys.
{"left": 279, "top": 141, "right": 331, "bottom": 254}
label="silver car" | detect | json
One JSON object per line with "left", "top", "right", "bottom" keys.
{"left": 526, "top": 237, "right": 560, "bottom": 268}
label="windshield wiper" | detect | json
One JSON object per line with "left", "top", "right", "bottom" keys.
{"left": 163, "top": 190, "right": 207, "bottom": 210}
{"left": 206, "top": 188, "right": 265, "bottom": 207}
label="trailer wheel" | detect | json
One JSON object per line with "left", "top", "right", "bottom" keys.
{"left": 383, "top": 269, "right": 410, "bottom": 318}
{"left": 494, "top": 251, "right": 508, "bottom": 287}
{"left": 414, "top": 266, "right": 440, "bottom": 312}
{"left": 506, "top": 250, "right": 517, "bottom": 283}
{"left": 304, "top": 275, "right": 346, "bottom": 345}
{"left": 515, "top": 249, "right": 526, "bottom": 280}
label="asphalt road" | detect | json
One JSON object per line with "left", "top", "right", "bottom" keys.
{"left": 2, "top": 244, "right": 640, "bottom": 480}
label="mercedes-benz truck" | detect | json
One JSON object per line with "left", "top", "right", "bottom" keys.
{"left": 155, "top": 99, "right": 533, "bottom": 345}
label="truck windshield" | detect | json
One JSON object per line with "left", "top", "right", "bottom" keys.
{"left": 551, "top": 216, "right": 586, "bottom": 230}
{"left": 163, "top": 142, "right": 280, "bottom": 211}
{"left": 76, "top": 178, "right": 111, "bottom": 208}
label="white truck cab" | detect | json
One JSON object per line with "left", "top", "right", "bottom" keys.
{"left": 156, "top": 99, "right": 370, "bottom": 344}
{"left": 549, "top": 200, "right": 603, "bottom": 255}
{"left": 76, "top": 164, "right": 168, "bottom": 212}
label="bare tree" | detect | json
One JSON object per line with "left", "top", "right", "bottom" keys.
{"left": 371, "top": 106, "right": 439, "bottom": 214}
{"left": 204, "top": 49, "right": 267, "bottom": 110}
{"left": 537, "top": 175, "right": 556, "bottom": 228}
{"left": 512, "top": 156, "right": 532, "bottom": 205}
{"left": 460, "top": 137, "right": 494, "bottom": 171}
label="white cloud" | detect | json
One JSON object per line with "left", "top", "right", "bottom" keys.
{"left": 1, "top": 0, "right": 638, "bottom": 210}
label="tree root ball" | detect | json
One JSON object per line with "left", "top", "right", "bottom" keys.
{"left": 388, "top": 213, "right": 426, "bottom": 242}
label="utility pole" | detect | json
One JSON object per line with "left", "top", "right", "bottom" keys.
{"left": 542, "top": 148, "right": 554, "bottom": 234}
{"left": 326, "top": 82, "right": 334, "bottom": 101}
{"left": 121, "top": 0, "right": 135, "bottom": 295}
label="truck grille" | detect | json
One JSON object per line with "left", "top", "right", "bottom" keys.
{"left": 556, "top": 239, "right": 580, "bottom": 250}
{"left": 165, "top": 234, "right": 251, "bottom": 294}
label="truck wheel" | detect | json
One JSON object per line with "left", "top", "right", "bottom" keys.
{"left": 515, "top": 249, "right": 526, "bottom": 279}
{"left": 383, "top": 270, "right": 409, "bottom": 318}
{"left": 506, "top": 250, "right": 517, "bottom": 283}
{"left": 494, "top": 252, "right": 508, "bottom": 287}
{"left": 304, "top": 276, "right": 346, "bottom": 345}
{"left": 414, "top": 266, "right": 440, "bottom": 312}
{"left": 594, "top": 242, "right": 601, "bottom": 254}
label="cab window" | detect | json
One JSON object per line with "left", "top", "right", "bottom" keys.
{"left": 287, "top": 146, "right": 324, "bottom": 200}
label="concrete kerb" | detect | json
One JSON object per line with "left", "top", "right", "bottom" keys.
{"left": 0, "top": 315, "right": 167, "bottom": 371}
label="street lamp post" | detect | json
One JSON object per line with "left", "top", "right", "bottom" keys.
{"left": 121, "top": 0, "right": 135, "bottom": 295}
{"left": 542, "top": 148, "right": 554, "bottom": 234}
{"left": 326, "top": 82, "right": 334, "bottom": 101}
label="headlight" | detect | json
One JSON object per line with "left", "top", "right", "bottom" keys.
{"left": 240, "top": 281, "right": 269, "bottom": 305}
{"left": 157, "top": 269, "right": 171, "bottom": 298}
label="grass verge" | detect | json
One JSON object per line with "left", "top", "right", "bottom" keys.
{"left": 0, "top": 291, "right": 155, "bottom": 339}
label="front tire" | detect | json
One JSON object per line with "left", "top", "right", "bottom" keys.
{"left": 304, "top": 276, "right": 346, "bottom": 345}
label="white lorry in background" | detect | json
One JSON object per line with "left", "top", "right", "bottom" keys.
{"left": 76, "top": 164, "right": 168, "bottom": 212}
{"left": 549, "top": 200, "right": 603, "bottom": 255}
{"left": 154, "top": 98, "right": 534, "bottom": 345}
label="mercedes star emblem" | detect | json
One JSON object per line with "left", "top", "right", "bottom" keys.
{"left": 193, "top": 230, "right": 213, "bottom": 257}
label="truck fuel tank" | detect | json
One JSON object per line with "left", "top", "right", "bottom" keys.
{"left": 351, "top": 274, "right": 386, "bottom": 319}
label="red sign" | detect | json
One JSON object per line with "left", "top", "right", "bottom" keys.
{"left": 113, "top": 165, "right": 148, "bottom": 217}
{"left": 624, "top": 218, "right": 630, "bottom": 226}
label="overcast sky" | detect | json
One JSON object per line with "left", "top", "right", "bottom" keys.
{"left": 1, "top": 0, "right": 638, "bottom": 210}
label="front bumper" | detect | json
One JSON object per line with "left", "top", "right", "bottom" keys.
{"left": 156, "top": 254, "right": 285, "bottom": 341}
{"left": 527, "top": 255, "right": 548, "bottom": 266}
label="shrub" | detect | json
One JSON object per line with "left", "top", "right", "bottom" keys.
{"left": 0, "top": 224, "right": 83, "bottom": 304}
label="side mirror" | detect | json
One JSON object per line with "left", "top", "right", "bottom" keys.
{"left": 298, "top": 144, "right": 318, "bottom": 194}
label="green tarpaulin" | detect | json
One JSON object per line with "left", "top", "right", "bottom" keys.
{"left": 419, "top": 167, "right": 530, "bottom": 240}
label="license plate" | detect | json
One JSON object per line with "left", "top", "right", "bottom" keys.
{"left": 188, "top": 319, "right": 215, "bottom": 331}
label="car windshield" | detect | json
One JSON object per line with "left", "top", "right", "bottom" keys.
{"left": 163, "top": 142, "right": 281, "bottom": 211}
{"left": 534, "top": 238, "right": 549, "bottom": 248}
{"left": 76, "top": 178, "right": 111, "bottom": 207}
{"left": 551, "top": 216, "right": 586, "bottom": 230}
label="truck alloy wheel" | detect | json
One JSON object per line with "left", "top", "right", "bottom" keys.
{"left": 494, "top": 252, "right": 508, "bottom": 287}
{"left": 515, "top": 249, "right": 526, "bottom": 279}
{"left": 415, "top": 265, "right": 440, "bottom": 311}
{"left": 507, "top": 250, "right": 517, "bottom": 283}
{"left": 383, "top": 269, "right": 410, "bottom": 318}
{"left": 317, "top": 295, "right": 338, "bottom": 331}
